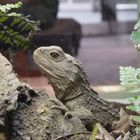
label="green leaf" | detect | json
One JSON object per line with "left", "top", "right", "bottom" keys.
{"left": 131, "top": 31, "right": 140, "bottom": 44}
{"left": 0, "top": 7, "right": 6, "bottom": 12}
{"left": 0, "top": 2, "right": 23, "bottom": 13}
{"left": 90, "top": 123, "right": 99, "bottom": 140}
{"left": 135, "top": 127, "right": 140, "bottom": 133}
{"left": 120, "top": 66, "right": 140, "bottom": 87}
{"left": 7, "top": 12, "right": 22, "bottom": 17}
{"left": 10, "top": 18, "right": 21, "bottom": 27}
{"left": 18, "top": 21, "right": 26, "bottom": 29}
{"left": 126, "top": 105, "right": 140, "bottom": 112}
{"left": 127, "top": 96, "right": 140, "bottom": 103}
{"left": 127, "top": 97, "right": 139, "bottom": 102}
{"left": 132, "top": 116, "right": 140, "bottom": 123}
{"left": 0, "top": 16, "right": 8, "bottom": 22}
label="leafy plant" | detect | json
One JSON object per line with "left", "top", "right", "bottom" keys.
{"left": 131, "top": 19, "right": 140, "bottom": 45}
{"left": 120, "top": 75, "right": 140, "bottom": 134}
{"left": 90, "top": 123, "right": 98, "bottom": 140}
{"left": 0, "top": 2, "right": 38, "bottom": 50}
{"left": 120, "top": 66, "right": 140, "bottom": 89}
{"left": 120, "top": 19, "right": 140, "bottom": 133}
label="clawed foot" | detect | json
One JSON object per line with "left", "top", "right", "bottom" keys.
{"left": 49, "top": 98, "right": 75, "bottom": 119}
{"left": 49, "top": 98, "right": 69, "bottom": 114}
{"left": 51, "top": 105, "right": 67, "bottom": 114}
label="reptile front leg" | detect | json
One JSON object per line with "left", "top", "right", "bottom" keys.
{"left": 49, "top": 98, "right": 94, "bottom": 127}
{"left": 64, "top": 107, "right": 94, "bottom": 130}
{"left": 49, "top": 98, "right": 69, "bottom": 114}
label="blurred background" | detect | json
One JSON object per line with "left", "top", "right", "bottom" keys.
{"left": 0, "top": 0, "right": 139, "bottom": 94}
{"left": 58, "top": 0, "right": 138, "bottom": 85}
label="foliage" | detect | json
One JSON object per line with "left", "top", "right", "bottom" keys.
{"left": 120, "top": 20, "right": 140, "bottom": 133}
{"left": 120, "top": 66, "right": 140, "bottom": 88}
{"left": 90, "top": 123, "right": 98, "bottom": 140}
{"left": 131, "top": 19, "right": 140, "bottom": 45}
{"left": 0, "top": 2, "right": 38, "bottom": 50}
{"left": 127, "top": 96, "right": 140, "bottom": 133}
{"left": 0, "top": 2, "right": 22, "bottom": 12}
{"left": 120, "top": 68, "right": 140, "bottom": 133}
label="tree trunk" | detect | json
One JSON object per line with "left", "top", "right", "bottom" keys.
{"left": 0, "top": 53, "right": 21, "bottom": 140}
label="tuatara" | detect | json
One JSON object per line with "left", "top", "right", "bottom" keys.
{"left": 33, "top": 46, "right": 119, "bottom": 130}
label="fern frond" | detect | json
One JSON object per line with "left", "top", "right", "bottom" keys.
{"left": 0, "top": 2, "right": 38, "bottom": 50}
{"left": 120, "top": 66, "right": 140, "bottom": 88}
{"left": 0, "top": 2, "right": 22, "bottom": 13}
{"left": 0, "top": 23, "right": 32, "bottom": 49}
{"left": 0, "top": 11, "right": 37, "bottom": 32}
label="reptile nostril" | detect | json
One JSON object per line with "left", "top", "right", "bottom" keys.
{"left": 39, "top": 49, "right": 43, "bottom": 53}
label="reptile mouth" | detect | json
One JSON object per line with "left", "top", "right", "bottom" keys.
{"left": 33, "top": 53, "right": 52, "bottom": 72}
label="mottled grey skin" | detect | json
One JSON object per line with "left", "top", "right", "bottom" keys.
{"left": 11, "top": 89, "right": 89, "bottom": 140}
{"left": 33, "top": 46, "right": 119, "bottom": 129}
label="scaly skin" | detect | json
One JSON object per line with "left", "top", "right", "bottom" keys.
{"left": 33, "top": 46, "right": 119, "bottom": 130}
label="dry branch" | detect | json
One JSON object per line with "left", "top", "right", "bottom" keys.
{"left": 0, "top": 53, "right": 21, "bottom": 140}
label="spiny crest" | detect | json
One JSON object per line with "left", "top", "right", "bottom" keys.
{"left": 73, "top": 58, "right": 90, "bottom": 86}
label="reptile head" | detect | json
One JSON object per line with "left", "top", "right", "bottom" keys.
{"left": 33, "top": 46, "right": 80, "bottom": 80}
{"left": 33, "top": 46, "right": 89, "bottom": 99}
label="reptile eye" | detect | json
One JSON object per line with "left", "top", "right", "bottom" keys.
{"left": 50, "top": 52, "right": 59, "bottom": 59}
